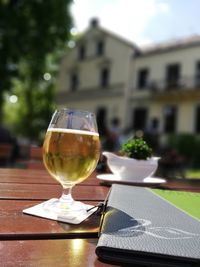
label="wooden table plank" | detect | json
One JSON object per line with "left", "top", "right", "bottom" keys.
{"left": 1, "top": 169, "right": 200, "bottom": 189}
{"left": 0, "top": 200, "right": 101, "bottom": 240}
{"left": 0, "top": 239, "right": 116, "bottom": 267}
{"left": 0, "top": 168, "right": 54, "bottom": 184}
{"left": 160, "top": 178, "right": 200, "bottom": 192}
{"left": 0, "top": 168, "right": 100, "bottom": 186}
{"left": 0, "top": 184, "right": 109, "bottom": 201}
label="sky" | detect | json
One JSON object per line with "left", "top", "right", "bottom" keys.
{"left": 70, "top": 0, "right": 200, "bottom": 46}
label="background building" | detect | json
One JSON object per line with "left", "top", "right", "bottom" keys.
{"left": 57, "top": 18, "right": 200, "bottom": 140}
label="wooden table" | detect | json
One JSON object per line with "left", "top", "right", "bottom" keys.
{"left": 0, "top": 168, "right": 200, "bottom": 267}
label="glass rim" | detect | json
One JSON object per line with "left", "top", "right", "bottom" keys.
{"left": 54, "top": 108, "right": 95, "bottom": 116}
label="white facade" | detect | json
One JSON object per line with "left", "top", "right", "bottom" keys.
{"left": 57, "top": 19, "right": 200, "bottom": 137}
{"left": 130, "top": 42, "right": 200, "bottom": 136}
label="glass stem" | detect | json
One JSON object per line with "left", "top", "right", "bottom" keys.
{"left": 60, "top": 186, "right": 74, "bottom": 206}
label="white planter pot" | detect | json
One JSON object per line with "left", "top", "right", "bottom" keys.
{"left": 103, "top": 151, "right": 159, "bottom": 181}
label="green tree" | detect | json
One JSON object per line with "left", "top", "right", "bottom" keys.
{"left": 0, "top": 0, "right": 73, "bottom": 141}
{"left": 3, "top": 56, "right": 56, "bottom": 142}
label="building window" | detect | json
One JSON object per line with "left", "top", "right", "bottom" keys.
{"left": 78, "top": 45, "right": 86, "bottom": 60}
{"left": 166, "top": 63, "right": 180, "bottom": 88}
{"left": 100, "top": 67, "right": 110, "bottom": 88}
{"left": 96, "top": 40, "right": 104, "bottom": 56}
{"left": 132, "top": 108, "right": 148, "bottom": 131}
{"left": 195, "top": 105, "right": 200, "bottom": 133}
{"left": 70, "top": 72, "right": 79, "bottom": 91}
{"left": 195, "top": 61, "right": 200, "bottom": 87}
{"left": 137, "top": 68, "right": 149, "bottom": 89}
{"left": 163, "top": 105, "right": 177, "bottom": 133}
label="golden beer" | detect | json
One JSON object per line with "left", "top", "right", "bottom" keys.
{"left": 43, "top": 128, "right": 100, "bottom": 188}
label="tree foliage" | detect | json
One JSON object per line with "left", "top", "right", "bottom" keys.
{"left": 0, "top": 0, "right": 73, "bottom": 141}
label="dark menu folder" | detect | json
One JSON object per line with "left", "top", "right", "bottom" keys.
{"left": 96, "top": 184, "right": 200, "bottom": 266}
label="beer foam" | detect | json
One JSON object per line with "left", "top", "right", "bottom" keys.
{"left": 47, "top": 128, "right": 99, "bottom": 136}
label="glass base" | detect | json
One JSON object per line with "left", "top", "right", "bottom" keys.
{"left": 44, "top": 199, "right": 88, "bottom": 214}
{"left": 43, "top": 191, "right": 89, "bottom": 218}
{"left": 40, "top": 197, "right": 96, "bottom": 224}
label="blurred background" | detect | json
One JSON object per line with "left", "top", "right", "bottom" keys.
{"left": 1, "top": 0, "right": 200, "bottom": 179}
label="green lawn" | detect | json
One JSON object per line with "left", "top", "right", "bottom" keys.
{"left": 186, "top": 169, "right": 200, "bottom": 179}
{"left": 152, "top": 189, "right": 200, "bottom": 220}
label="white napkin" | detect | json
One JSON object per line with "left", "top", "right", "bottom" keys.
{"left": 23, "top": 198, "right": 97, "bottom": 224}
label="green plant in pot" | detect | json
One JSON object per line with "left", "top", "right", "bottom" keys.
{"left": 120, "top": 137, "right": 153, "bottom": 160}
{"left": 103, "top": 137, "right": 159, "bottom": 180}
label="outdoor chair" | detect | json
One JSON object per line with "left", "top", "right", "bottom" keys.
{"left": 0, "top": 143, "right": 13, "bottom": 167}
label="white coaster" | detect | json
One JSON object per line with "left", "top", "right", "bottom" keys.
{"left": 23, "top": 198, "right": 98, "bottom": 224}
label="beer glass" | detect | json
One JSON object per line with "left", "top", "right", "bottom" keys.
{"left": 43, "top": 108, "right": 100, "bottom": 216}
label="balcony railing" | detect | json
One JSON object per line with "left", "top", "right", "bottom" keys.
{"left": 147, "top": 76, "right": 200, "bottom": 92}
